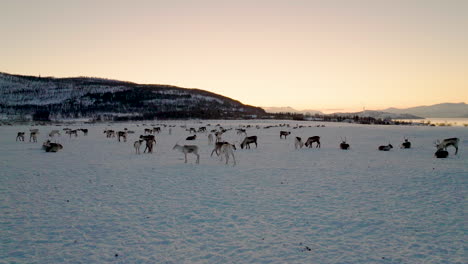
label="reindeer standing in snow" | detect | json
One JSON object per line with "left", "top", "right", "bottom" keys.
{"left": 220, "top": 143, "right": 236, "bottom": 165}
{"left": 134, "top": 139, "right": 144, "bottom": 154}
{"left": 305, "top": 136, "right": 320, "bottom": 148}
{"left": 173, "top": 143, "right": 200, "bottom": 164}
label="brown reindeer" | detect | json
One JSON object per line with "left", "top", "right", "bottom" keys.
{"left": 305, "top": 136, "right": 320, "bottom": 148}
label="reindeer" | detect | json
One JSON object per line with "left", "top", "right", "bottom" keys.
{"left": 117, "top": 131, "right": 127, "bottom": 142}
{"left": 211, "top": 141, "right": 236, "bottom": 156}
{"left": 401, "top": 138, "right": 411, "bottom": 149}
{"left": 79, "top": 128, "right": 88, "bottom": 136}
{"left": 236, "top": 129, "right": 247, "bottom": 136}
{"left": 208, "top": 133, "right": 214, "bottom": 145}
{"left": 340, "top": 137, "right": 350, "bottom": 150}
{"left": 144, "top": 138, "right": 155, "bottom": 153}
{"left": 378, "top": 144, "right": 393, "bottom": 151}
{"left": 66, "top": 130, "right": 78, "bottom": 138}
{"left": 49, "top": 130, "right": 61, "bottom": 137}
{"left": 173, "top": 143, "right": 200, "bottom": 164}
{"left": 140, "top": 135, "right": 155, "bottom": 141}
{"left": 104, "top": 129, "right": 115, "bottom": 138}
{"left": 240, "top": 136, "right": 257, "bottom": 149}
{"left": 436, "top": 138, "right": 459, "bottom": 155}
{"left": 189, "top": 128, "right": 197, "bottom": 134}
{"left": 45, "top": 143, "right": 63, "bottom": 153}
{"left": 305, "top": 136, "right": 321, "bottom": 148}
{"left": 434, "top": 149, "right": 449, "bottom": 158}
{"left": 139, "top": 135, "right": 156, "bottom": 153}
{"left": 29, "top": 131, "right": 38, "bottom": 143}
{"left": 220, "top": 143, "right": 236, "bottom": 165}
{"left": 294, "top": 137, "right": 303, "bottom": 149}
{"left": 198, "top": 127, "right": 207, "bottom": 133}
{"left": 186, "top": 134, "right": 197, "bottom": 140}
{"left": 280, "top": 131, "right": 291, "bottom": 139}
{"left": 144, "top": 128, "right": 153, "bottom": 134}
{"left": 42, "top": 139, "right": 51, "bottom": 150}
{"left": 133, "top": 140, "right": 144, "bottom": 154}
{"left": 16, "top": 132, "right": 25, "bottom": 141}
{"left": 215, "top": 131, "right": 223, "bottom": 142}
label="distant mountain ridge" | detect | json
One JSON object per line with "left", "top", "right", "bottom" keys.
{"left": 262, "top": 106, "right": 323, "bottom": 115}
{"left": 331, "top": 110, "right": 423, "bottom": 120}
{"left": 383, "top": 103, "right": 468, "bottom": 118}
{"left": 0, "top": 72, "right": 265, "bottom": 120}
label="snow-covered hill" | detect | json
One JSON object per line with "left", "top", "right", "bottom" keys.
{"left": 331, "top": 110, "right": 423, "bottom": 120}
{"left": 383, "top": 103, "right": 468, "bottom": 118}
{"left": 0, "top": 72, "right": 265, "bottom": 120}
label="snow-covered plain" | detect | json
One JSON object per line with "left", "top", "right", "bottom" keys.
{"left": 1, "top": 120, "right": 466, "bottom": 264}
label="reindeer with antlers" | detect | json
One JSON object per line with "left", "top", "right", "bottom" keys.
{"left": 340, "top": 137, "right": 350, "bottom": 150}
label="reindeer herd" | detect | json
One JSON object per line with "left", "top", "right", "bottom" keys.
{"left": 12, "top": 123, "right": 461, "bottom": 161}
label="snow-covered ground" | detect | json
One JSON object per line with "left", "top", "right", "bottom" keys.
{"left": 1, "top": 120, "right": 466, "bottom": 264}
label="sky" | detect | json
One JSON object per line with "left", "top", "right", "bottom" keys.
{"left": 1, "top": 0, "right": 467, "bottom": 113}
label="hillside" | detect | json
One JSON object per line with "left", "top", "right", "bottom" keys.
{"left": 331, "top": 110, "right": 423, "bottom": 120}
{"left": 383, "top": 103, "right": 468, "bottom": 118}
{"left": 262, "top": 106, "right": 323, "bottom": 115}
{"left": 0, "top": 72, "right": 265, "bottom": 120}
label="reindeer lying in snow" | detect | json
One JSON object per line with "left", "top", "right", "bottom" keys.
{"left": 436, "top": 138, "right": 459, "bottom": 155}
{"left": 340, "top": 137, "right": 350, "bottom": 150}
{"left": 401, "top": 138, "right": 411, "bottom": 149}
{"left": 435, "top": 149, "right": 449, "bottom": 158}
{"left": 186, "top": 135, "right": 196, "bottom": 140}
{"left": 173, "top": 143, "right": 199, "bottom": 164}
{"left": 305, "top": 136, "right": 320, "bottom": 148}
{"left": 378, "top": 144, "right": 393, "bottom": 151}
{"left": 43, "top": 140, "right": 63, "bottom": 152}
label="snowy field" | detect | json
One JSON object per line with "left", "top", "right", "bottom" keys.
{"left": 1, "top": 120, "right": 466, "bottom": 264}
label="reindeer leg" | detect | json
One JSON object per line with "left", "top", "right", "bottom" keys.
{"left": 196, "top": 153, "right": 200, "bottom": 164}
{"left": 184, "top": 153, "right": 188, "bottom": 163}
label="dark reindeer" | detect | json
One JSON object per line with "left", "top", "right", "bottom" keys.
{"left": 401, "top": 138, "right": 411, "bottom": 149}
{"left": 16, "top": 132, "right": 25, "bottom": 141}
{"left": 434, "top": 149, "right": 449, "bottom": 158}
{"left": 340, "top": 137, "right": 350, "bottom": 150}
{"left": 378, "top": 144, "right": 393, "bottom": 151}
{"left": 305, "top": 136, "right": 320, "bottom": 148}
{"left": 186, "top": 135, "right": 197, "bottom": 140}
{"left": 240, "top": 136, "right": 257, "bottom": 149}
{"left": 436, "top": 138, "right": 459, "bottom": 155}
{"left": 280, "top": 131, "right": 291, "bottom": 139}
